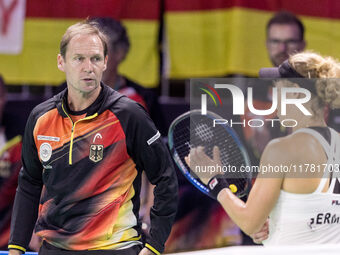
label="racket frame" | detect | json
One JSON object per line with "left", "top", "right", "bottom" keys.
{"left": 168, "top": 109, "right": 252, "bottom": 198}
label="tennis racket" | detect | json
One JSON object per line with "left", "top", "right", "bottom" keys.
{"left": 168, "top": 109, "right": 252, "bottom": 199}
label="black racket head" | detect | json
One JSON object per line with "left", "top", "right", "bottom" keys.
{"left": 168, "top": 110, "right": 252, "bottom": 199}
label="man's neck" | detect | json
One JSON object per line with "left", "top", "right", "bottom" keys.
{"left": 67, "top": 86, "right": 102, "bottom": 112}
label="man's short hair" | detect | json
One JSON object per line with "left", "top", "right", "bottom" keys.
{"left": 266, "top": 11, "right": 305, "bottom": 40}
{"left": 60, "top": 20, "right": 108, "bottom": 59}
{"left": 89, "top": 17, "right": 130, "bottom": 54}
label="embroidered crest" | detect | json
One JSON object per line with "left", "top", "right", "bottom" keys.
{"left": 89, "top": 144, "right": 104, "bottom": 163}
{"left": 40, "top": 143, "right": 52, "bottom": 162}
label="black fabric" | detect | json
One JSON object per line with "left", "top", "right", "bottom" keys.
{"left": 62, "top": 86, "right": 105, "bottom": 116}
{"left": 9, "top": 99, "right": 54, "bottom": 249}
{"left": 112, "top": 96, "right": 178, "bottom": 253}
{"left": 207, "top": 175, "right": 229, "bottom": 199}
{"left": 259, "top": 60, "right": 304, "bottom": 79}
{"left": 123, "top": 77, "right": 167, "bottom": 136}
{"left": 259, "top": 60, "right": 317, "bottom": 94}
{"left": 39, "top": 241, "right": 143, "bottom": 255}
{"left": 55, "top": 83, "right": 125, "bottom": 118}
{"left": 278, "top": 60, "right": 305, "bottom": 78}
{"left": 308, "top": 126, "right": 340, "bottom": 194}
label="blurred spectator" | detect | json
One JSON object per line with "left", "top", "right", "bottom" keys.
{"left": 0, "top": 77, "right": 40, "bottom": 251}
{"left": 266, "top": 11, "right": 306, "bottom": 67}
{"left": 90, "top": 17, "right": 148, "bottom": 108}
{"left": 0, "top": 76, "right": 22, "bottom": 249}
{"left": 242, "top": 11, "right": 307, "bottom": 164}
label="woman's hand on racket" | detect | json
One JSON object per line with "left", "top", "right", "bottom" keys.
{"left": 185, "top": 146, "right": 222, "bottom": 184}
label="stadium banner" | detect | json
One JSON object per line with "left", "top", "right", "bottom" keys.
{"left": 0, "top": 0, "right": 160, "bottom": 87}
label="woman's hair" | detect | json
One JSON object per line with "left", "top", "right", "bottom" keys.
{"left": 289, "top": 52, "right": 340, "bottom": 109}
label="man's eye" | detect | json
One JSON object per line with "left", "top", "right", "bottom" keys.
{"left": 92, "top": 57, "right": 102, "bottom": 62}
{"left": 75, "top": 56, "right": 83, "bottom": 61}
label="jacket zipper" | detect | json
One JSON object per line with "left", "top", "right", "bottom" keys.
{"left": 61, "top": 103, "right": 98, "bottom": 165}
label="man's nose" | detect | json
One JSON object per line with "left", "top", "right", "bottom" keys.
{"left": 278, "top": 42, "right": 288, "bottom": 52}
{"left": 83, "top": 59, "right": 94, "bottom": 73}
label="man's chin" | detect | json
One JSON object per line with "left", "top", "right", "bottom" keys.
{"left": 272, "top": 55, "right": 288, "bottom": 67}
{"left": 78, "top": 84, "right": 100, "bottom": 95}
{"left": 83, "top": 81, "right": 99, "bottom": 90}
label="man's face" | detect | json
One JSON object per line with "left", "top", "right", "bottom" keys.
{"left": 57, "top": 34, "right": 107, "bottom": 95}
{"left": 266, "top": 24, "right": 306, "bottom": 67}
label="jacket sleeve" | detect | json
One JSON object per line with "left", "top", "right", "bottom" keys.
{"left": 8, "top": 112, "right": 43, "bottom": 253}
{"left": 124, "top": 101, "right": 178, "bottom": 254}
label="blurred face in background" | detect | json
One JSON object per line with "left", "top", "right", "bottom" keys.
{"left": 266, "top": 24, "right": 306, "bottom": 67}
{"left": 102, "top": 42, "right": 127, "bottom": 81}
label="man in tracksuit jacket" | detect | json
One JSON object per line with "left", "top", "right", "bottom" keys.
{"left": 8, "top": 20, "right": 178, "bottom": 255}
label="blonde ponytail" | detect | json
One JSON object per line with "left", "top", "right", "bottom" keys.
{"left": 289, "top": 52, "right": 340, "bottom": 108}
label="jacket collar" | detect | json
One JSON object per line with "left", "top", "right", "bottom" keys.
{"left": 56, "top": 82, "right": 117, "bottom": 118}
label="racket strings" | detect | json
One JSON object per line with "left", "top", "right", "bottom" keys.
{"left": 189, "top": 116, "right": 250, "bottom": 196}
{"left": 191, "top": 115, "right": 247, "bottom": 168}
{"left": 172, "top": 114, "right": 251, "bottom": 197}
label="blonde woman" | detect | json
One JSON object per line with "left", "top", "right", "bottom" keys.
{"left": 186, "top": 52, "right": 340, "bottom": 245}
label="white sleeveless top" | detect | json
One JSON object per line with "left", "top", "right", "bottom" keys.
{"left": 263, "top": 127, "right": 340, "bottom": 245}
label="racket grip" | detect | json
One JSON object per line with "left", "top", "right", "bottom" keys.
{"left": 207, "top": 175, "right": 229, "bottom": 199}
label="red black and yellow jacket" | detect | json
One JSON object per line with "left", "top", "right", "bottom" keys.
{"left": 9, "top": 84, "right": 178, "bottom": 254}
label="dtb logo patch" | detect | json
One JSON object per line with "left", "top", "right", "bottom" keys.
{"left": 89, "top": 144, "right": 103, "bottom": 163}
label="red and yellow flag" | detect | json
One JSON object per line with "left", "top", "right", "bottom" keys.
{"left": 2, "top": 0, "right": 340, "bottom": 86}
{"left": 0, "top": 0, "right": 160, "bottom": 87}
{"left": 164, "top": 0, "right": 340, "bottom": 78}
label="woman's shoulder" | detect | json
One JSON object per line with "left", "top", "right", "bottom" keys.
{"left": 261, "top": 130, "right": 326, "bottom": 164}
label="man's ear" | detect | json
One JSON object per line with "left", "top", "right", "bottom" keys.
{"left": 300, "top": 40, "right": 306, "bottom": 51}
{"left": 103, "top": 55, "right": 108, "bottom": 71}
{"left": 57, "top": 54, "right": 65, "bottom": 72}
